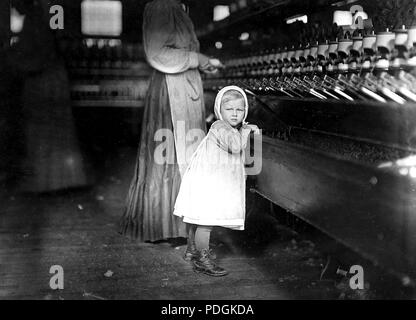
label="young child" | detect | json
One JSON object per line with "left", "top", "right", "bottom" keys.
{"left": 173, "top": 85, "right": 259, "bottom": 276}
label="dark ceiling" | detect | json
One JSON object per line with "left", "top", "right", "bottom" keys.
{"left": 8, "top": 0, "right": 355, "bottom": 43}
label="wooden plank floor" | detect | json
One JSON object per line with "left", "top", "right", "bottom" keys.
{"left": 0, "top": 148, "right": 409, "bottom": 300}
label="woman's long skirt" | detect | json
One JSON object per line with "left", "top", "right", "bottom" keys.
{"left": 19, "top": 63, "right": 88, "bottom": 193}
{"left": 119, "top": 71, "right": 187, "bottom": 242}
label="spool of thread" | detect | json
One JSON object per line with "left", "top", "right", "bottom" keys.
{"left": 318, "top": 42, "right": 329, "bottom": 59}
{"left": 352, "top": 36, "right": 363, "bottom": 53}
{"left": 338, "top": 38, "right": 353, "bottom": 56}
{"left": 287, "top": 49, "right": 296, "bottom": 60}
{"left": 309, "top": 44, "right": 318, "bottom": 59}
{"left": 376, "top": 29, "right": 395, "bottom": 52}
{"left": 338, "top": 62, "right": 349, "bottom": 71}
{"left": 407, "top": 25, "right": 416, "bottom": 49}
{"left": 274, "top": 52, "right": 282, "bottom": 63}
{"left": 303, "top": 47, "right": 311, "bottom": 59}
{"left": 363, "top": 34, "right": 377, "bottom": 52}
{"left": 267, "top": 52, "right": 275, "bottom": 63}
{"left": 407, "top": 55, "right": 416, "bottom": 67}
{"left": 394, "top": 25, "right": 408, "bottom": 47}
{"left": 362, "top": 60, "right": 371, "bottom": 69}
{"left": 375, "top": 58, "right": 390, "bottom": 69}
{"left": 329, "top": 41, "right": 339, "bottom": 58}
{"left": 295, "top": 49, "right": 304, "bottom": 60}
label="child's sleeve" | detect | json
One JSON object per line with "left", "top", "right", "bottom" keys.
{"left": 210, "top": 121, "right": 251, "bottom": 154}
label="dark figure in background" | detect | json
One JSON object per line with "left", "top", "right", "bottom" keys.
{"left": 0, "top": 4, "right": 22, "bottom": 193}
{"left": 10, "top": 0, "right": 88, "bottom": 193}
{"left": 0, "top": 65, "right": 23, "bottom": 192}
{"left": 119, "top": 0, "right": 223, "bottom": 244}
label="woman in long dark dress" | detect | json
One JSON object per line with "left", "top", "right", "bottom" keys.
{"left": 12, "top": 0, "right": 88, "bottom": 193}
{"left": 119, "top": 0, "right": 222, "bottom": 244}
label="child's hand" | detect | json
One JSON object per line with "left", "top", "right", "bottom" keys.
{"left": 247, "top": 124, "right": 260, "bottom": 135}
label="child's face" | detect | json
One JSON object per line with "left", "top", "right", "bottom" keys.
{"left": 220, "top": 98, "right": 245, "bottom": 127}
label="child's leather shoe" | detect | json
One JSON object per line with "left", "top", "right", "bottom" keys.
{"left": 193, "top": 249, "right": 228, "bottom": 277}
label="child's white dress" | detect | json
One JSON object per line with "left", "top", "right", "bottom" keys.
{"left": 173, "top": 120, "right": 248, "bottom": 230}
